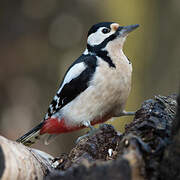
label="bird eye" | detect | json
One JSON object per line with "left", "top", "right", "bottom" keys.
{"left": 102, "top": 28, "right": 110, "bottom": 34}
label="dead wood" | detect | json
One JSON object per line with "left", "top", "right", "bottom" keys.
{"left": 46, "top": 94, "right": 177, "bottom": 180}
{"left": 0, "top": 135, "right": 56, "bottom": 180}
{"left": 0, "top": 94, "right": 179, "bottom": 180}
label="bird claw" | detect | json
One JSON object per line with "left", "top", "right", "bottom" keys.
{"left": 76, "top": 127, "right": 98, "bottom": 144}
{"left": 126, "top": 111, "right": 135, "bottom": 115}
{"left": 120, "top": 111, "right": 135, "bottom": 116}
{"left": 99, "top": 123, "right": 107, "bottom": 129}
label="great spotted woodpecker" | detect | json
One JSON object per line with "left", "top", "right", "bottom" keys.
{"left": 16, "top": 22, "right": 139, "bottom": 146}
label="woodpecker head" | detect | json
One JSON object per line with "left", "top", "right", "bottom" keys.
{"left": 86, "top": 22, "right": 139, "bottom": 54}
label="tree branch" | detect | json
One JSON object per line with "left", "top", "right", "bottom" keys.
{"left": 0, "top": 94, "right": 178, "bottom": 180}
{"left": 45, "top": 94, "right": 177, "bottom": 180}
{"left": 0, "top": 135, "right": 56, "bottom": 180}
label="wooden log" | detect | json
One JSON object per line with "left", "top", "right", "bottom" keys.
{"left": 0, "top": 94, "right": 178, "bottom": 180}
{"left": 46, "top": 94, "right": 177, "bottom": 180}
{"left": 0, "top": 136, "right": 58, "bottom": 180}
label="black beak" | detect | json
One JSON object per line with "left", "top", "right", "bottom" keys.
{"left": 117, "top": 24, "right": 139, "bottom": 36}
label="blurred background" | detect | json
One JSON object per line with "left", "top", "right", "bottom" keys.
{"left": 0, "top": 0, "right": 179, "bottom": 155}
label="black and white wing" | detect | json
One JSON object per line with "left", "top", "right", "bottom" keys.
{"left": 44, "top": 54, "right": 97, "bottom": 120}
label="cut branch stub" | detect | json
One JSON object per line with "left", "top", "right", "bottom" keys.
{"left": 0, "top": 136, "right": 56, "bottom": 180}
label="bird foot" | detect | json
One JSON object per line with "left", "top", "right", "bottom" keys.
{"left": 76, "top": 127, "right": 98, "bottom": 144}
{"left": 120, "top": 110, "right": 135, "bottom": 116}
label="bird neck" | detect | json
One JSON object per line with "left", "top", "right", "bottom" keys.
{"left": 83, "top": 40, "right": 129, "bottom": 68}
{"left": 104, "top": 38, "right": 130, "bottom": 66}
{"left": 105, "top": 37, "right": 125, "bottom": 58}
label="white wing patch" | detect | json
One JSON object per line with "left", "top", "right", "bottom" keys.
{"left": 83, "top": 48, "right": 89, "bottom": 55}
{"left": 87, "top": 27, "right": 114, "bottom": 46}
{"left": 57, "top": 62, "right": 86, "bottom": 94}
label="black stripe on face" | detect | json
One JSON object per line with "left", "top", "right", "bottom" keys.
{"left": 96, "top": 50, "right": 116, "bottom": 68}
{"left": 87, "top": 33, "right": 117, "bottom": 68}
{"left": 87, "top": 27, "right": 121, "bottom": 68}
{"left": 87, "top": 22, "right": 114, "bottom": 37}
{"left": 87, "top": 32, "right": 117, "bottom": 52}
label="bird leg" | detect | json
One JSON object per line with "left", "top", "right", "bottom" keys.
{"left": 118, "top": 110, "right": 135, "bottom": 116}
{"left": 76, "top": 120, "right": 98, "bottom": 143}
{"left": 76, "top": 110, "right": 135, "bottom": 143}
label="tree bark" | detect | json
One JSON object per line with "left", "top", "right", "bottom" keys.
{"left": 0, "top": 136, "right": 56, "bottom": 180}
{"left": 0, "top": 94, "right": 179, "bottom": 180}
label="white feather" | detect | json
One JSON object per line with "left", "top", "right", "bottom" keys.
{"left": 57, "top": 62, "right": 86, "bottom": 94}
{"left": 83, "top": 48, "right": 89, "bottom": 55}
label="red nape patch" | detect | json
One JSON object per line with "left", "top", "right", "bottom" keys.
{"left": 40, "top": 118, "right": 83, "bottom": 135}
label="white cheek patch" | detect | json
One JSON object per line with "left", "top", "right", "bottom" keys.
{"left": 87, "top": 27, "right": 114, "bottom": 46}
{"left": 57, "top": 62, "right": 86, "bottom": 94}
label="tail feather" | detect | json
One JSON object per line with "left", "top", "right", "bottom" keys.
{"left": 16, "top": 122, "right": 44, "bottom": 146}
